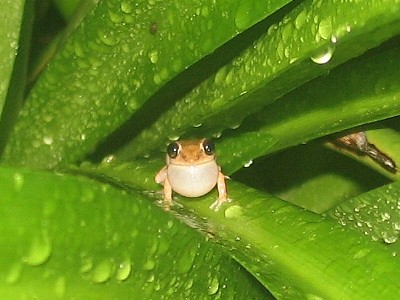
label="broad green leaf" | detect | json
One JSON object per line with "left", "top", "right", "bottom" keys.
{"left": 327, "top": 180, "right": 400, "bottom": 248}
{"left": 0, "top": 0, "right": 25, "bottom": 109}
{"left": 218, "top": 44, "right": 400, "bottom": 175}
{"left": 2, "top": 0, "right": 291, "bottom": 168}
{"left": 0, "top": 0, "right": 33, "bottom": 148}
{"left": 0, "top": 166, "right": 270, "bottom": 299}
{"left": 82, "top": 159, "right": 400, "bottom": 299}
{"left": 117, "top": 0, "right": 400, "bottom": 161}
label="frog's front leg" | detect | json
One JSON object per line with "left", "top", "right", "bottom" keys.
{"left": 209, "top": 171, "right": 228, "bottom": 211}
{"left": 155, "top": 166, "right": 173, "bottom": 210}
{"left": 162, "top": 177, "right": 173, "bottom": 210}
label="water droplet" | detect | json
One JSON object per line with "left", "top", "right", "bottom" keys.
{"left": 381, "top": 212, "right": 391, "bottom": 221}
{"left": 80, "top": 258, "right": 94, "bottom": 274}
{"left": 43, "top": 136, "right": 53, "bottom": 145}
{"left": 92, "top": 260, "right": 113, "bottom": 283}
{"left": 177, "top": 247, "right": 197, "bottom": 274}
{"left": 208, "top": 276, "right": 219, "bottom": 295}
{"left": 142, "top": 259, "right": 156, "bottom": 270}
{"left": 295, "top": 10, "right": 307, "bottom": 29}
{"left": 109, "top": 10, "right": 123, "bottom": 24}
{"left": 121, "top": 2, "right": 132, "bottom": 14}
{"left": 98, "top": 31, "right": 117, "bottom": 46}
{"left": 224, "top": 205, "right": 244, "bottom": 219}
{"left": 383, "top": 234, "right": 398, "bottom": 244}
{"left": 13, "top": 173, "right": 24, "bottom": 190}
{"left": 54, "top": 276, "right": 66, "bottom": 298}
{"left": 318, "top": 17, "right": 332, "bottom": 40}
{"left": 167, "top": 135, "right": 180, "bottom": 141}
{"left": 310, "top": 45, "right": 335, "bottom": 64}
{"left": 201, "top": 6, "right": 209, "bottom": 17}
{"left": 244, "top": 160, "right": 253, "bottom": 168}
{"left": 212, "top": 131, "right": 222, "bottom": 139}
{"left": 6, "top": 263, "right": 22, "bottom": 284}
{"left": 148, "top": 50, "right": 158, "bottom": 64}
{"left": 393, "top": 222, "right": 400, "bottom": 230}
{"left": 235, "top": 1, "right": 252, "bottom": 30}
{"left": 116, "top": 259, "right": 132, "bottom": 281}
{"left": 153, "top": 73, "right": 162, "bottom": 85}
{"left": 23, "top": 233, "right": 52, "bottom": 266}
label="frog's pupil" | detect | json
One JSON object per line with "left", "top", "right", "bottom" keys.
{"left": 203, "top": 139, "right": 215, "bottom": 155}
{"left": 167, "top": 142, "right": 179, "bottom": 158}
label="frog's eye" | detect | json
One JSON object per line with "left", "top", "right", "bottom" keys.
{"left": 167, "top": 142, "right": 180, "bottom": 158}
{"left": 202, "top": 139, "right": 215, "bottom": 156}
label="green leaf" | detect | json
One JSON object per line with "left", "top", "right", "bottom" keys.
{"left": 0, "top": 0, "right": 25, "bottom": 110}
{"left": 81, "top": 159, "right": 400, "bottom": 299}
{"left": 327, "top": 180, "right": 400, "bottom": 247}
{"left": 0, "top": 166, "right": 270, "bottom": 299}
{"left": 219, "top": 43, "right": 400, "bottom": 175}
{"left": 0, "top": 0, "right": 33, "bottom": 146}
{"left": 117, "top": 0, "right": 400, "bottom": 161}
{"left": 2, "top": 0, "right": 291, "bottom": 168}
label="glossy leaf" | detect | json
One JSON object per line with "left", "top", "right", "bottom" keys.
{"left": 219, "top": 44, "right": 400, "bottom": 174}
{"left": 328, "top": 180, "right": 400, "bottom": 248}
{"left": 0, "top": 166, "right": 270, "bottom": 299}
{"left": 118, "top": 0, "right": 400, "bottom": 160}
{"left": 81, "top": 159, "right": 400, "bottom": 299}
{"left": 0, "top": 0, "right": 25, "bottom": 110}
{"left": 2, "top": 0, "right": 291, "bottom": 168}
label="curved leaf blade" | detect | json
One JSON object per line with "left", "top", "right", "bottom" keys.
{"left": 83, "top": 159, "right": 400, "bottom": 299}
{"left": 118, "top": 0, "right": 400, "bottom": 160}
{"left": 219, "top": 44, "right": 400, "bottom": 174}
{"left": 2, "top": 0, "right": 291, "bottom": 168}
{"left": 0, "top": 166, "right": 270, "bottom": 299}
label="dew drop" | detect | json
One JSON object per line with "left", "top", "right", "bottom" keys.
{"left": 295, "top": 10, "right": 307, "bottom": 29}
{"left": 23, "top": 233, "right": 52, "bottom": 266}
{"left": 43, "top": 136, "right": 53, "bottom": 145}
{"left": 142, "top": 259, "right": 156, "bottom": 271}
{"left": 13, "top": 173, "right": 24, "bottom": 190}
{"left": 208, "top": 276, "right": 219, "bottom": 295}
{"left": 310, "top": 45, "right": 335, "bottom": 64}
{"left": 244, "top": 160, "right": 253, "bottom": 168}
{"left": 177, "top": 247, "right": 196, "bottom": 274}
{"left": 116, "top": 259, "right": 132, "bottom": 281}
{"left": 92, "top": 260, "right": 113, "bottom": 283}
{"left": 383, "top": 234, "right": 398, "bottom": 244}
{"left": 148, "top": 50, "right": 159, "bottom": 64}
{"left": 381, "top": 212, "right": 391, "bottom": 221}
{"left": 212, "top": 131, "right": 222, "bottom": 139}
{"left": 318, "top": 17, "right": 332, "bottom": 40}
{"left": 224, "top": 205, "right": 244, "bottom": 219}
{"left": 80, "top": 258, "right": 94, "bottom": 274}
{"left": 153, "top": 73, "right": 162, "bottom": 85}
{"left": 6, "top": 263, "right": 22, "bottom": 284}
{"left": 393, "top": 222, "right": 400, "bottom": 230}
{"left": 234, "top": 1, "right": 251, "bottom": 30}
{"left": 120, "top": 2, "right": 132, "bottom": 14}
